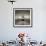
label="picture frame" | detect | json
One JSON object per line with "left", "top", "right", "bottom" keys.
{"left": 13, "top": 8, "right": 33, "bottom": 28}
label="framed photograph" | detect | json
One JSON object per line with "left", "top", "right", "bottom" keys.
{"left": 13, "top": 8, "right": 33, "bottom": 28}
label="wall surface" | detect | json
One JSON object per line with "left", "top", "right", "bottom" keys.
{"left": 0, "top": 0, "right": 46, "bottom": 42}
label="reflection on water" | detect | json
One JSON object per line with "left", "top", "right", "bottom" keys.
{"left": 15, "top": 10, "right": 30, "bottom": 25}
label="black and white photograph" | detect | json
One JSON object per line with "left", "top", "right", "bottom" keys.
{"left": 13, "top": 8, "right": 32, "bottom": 27}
